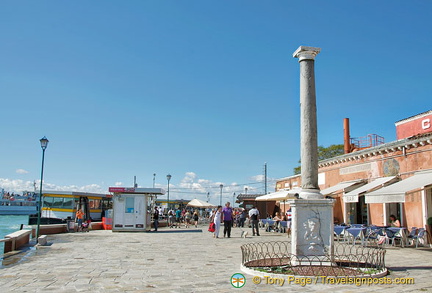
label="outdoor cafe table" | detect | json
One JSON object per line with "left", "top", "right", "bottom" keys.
{"left": 260, "top": 219, "right": 276, "bottom": 231}
{"left": 346, "top": 227, "right": 368, "bottom": 245}
{"left": 386, "top": 227, "right": 408, "bottom": 247}
{"left": 334, "top": 225, "right": 347, "bottom": 241}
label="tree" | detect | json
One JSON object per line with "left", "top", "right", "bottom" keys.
{"left": 293, "top": 144, "right": 344, "bottom": 175}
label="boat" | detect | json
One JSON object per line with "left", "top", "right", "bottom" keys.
{"left": 0, "top": 194, "right": 38, "bottom": 215}
{"left": 28, "top": 191, "right": 113, "bottom": 225}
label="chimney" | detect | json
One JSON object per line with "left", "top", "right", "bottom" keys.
{"left": 344, "top": 118, "right": 350, "bottom": 154}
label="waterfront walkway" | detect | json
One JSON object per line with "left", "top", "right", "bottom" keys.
{"left": 1, "top": 226, "right": 432, "bottom": 292}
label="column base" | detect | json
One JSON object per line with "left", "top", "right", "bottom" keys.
{"left": 299, "top": 188, "right": 324, "bottom": 200}
{"left": 288, "top": 199, "right": 335, "bottom": 261}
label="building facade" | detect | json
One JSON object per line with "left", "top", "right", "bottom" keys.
{"left": 276, "top": 110, "right": 432, "bottom": 234}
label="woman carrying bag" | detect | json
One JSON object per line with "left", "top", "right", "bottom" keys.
{"left": 211, "top": 206, "right": 222, "bottom": 238}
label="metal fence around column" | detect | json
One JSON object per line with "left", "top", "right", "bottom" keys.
{"left": 241, "top": 241, "right": 386, "bottom": 277}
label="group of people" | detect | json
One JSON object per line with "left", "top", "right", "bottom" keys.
{"left": 209, "top": 202, "right": 293, "bottom": 238}
{"left": 210, "top": 202, "right": 234, "bottom": 238}
{"left": 1, "top": 191, "right": 37, "bottom": 205}
{"left": 151, "top": 202, "right": 295, "bottom": 237}
{"left": 153, "top": 207, "right": 200, "bottom": 231}
{"left": 75, "top": 208, "right": 91, "bottom": 232}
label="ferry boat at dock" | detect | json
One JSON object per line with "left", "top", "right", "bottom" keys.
{"left": 28, "top": 191, "right": 112, "bottom": 224}
{"left": 0, "top": 193, "right": 38, "bottom": 215}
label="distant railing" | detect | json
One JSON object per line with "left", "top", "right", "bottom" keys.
{"left": 350, "top": 134, "right": 385, "bottom": 150}
{"left": 0, "top": 199, "right": 38, "bottom": 206}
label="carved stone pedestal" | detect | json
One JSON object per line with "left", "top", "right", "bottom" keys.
{"left": 288, "top": 199, "right": 335, "bottom": 263}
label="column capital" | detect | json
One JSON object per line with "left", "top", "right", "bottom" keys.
{"left": 293, "top": 46, "right": 321, "bottom": 61}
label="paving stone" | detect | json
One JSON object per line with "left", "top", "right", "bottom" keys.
{"left": 1, "top": 226, "right": 432, "bottom": 292}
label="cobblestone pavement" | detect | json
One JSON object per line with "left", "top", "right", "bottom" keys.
{"left": 1, "top": 226, "right": 432, "bottom": 292}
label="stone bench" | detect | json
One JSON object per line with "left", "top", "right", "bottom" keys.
{"left": 4, "top": 230, "right": 32, "bottom": 253}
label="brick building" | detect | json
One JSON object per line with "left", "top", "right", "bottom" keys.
{"left": 276, "top": 110, "right": 432, "bottom": 233}
{"left": 236, "top": 193, "right": 277, "bottom": 218}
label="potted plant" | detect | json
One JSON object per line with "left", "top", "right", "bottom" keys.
{"left": 427, "top": 217, "right": 432, "bottom": 245}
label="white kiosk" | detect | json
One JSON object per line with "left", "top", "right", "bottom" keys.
{"left": 109, "top": 187, "right": 165, "bottom": 232}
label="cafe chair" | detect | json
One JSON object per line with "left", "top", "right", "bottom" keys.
{"left": 411, "top": 228, "right": 427, "bottom": 248}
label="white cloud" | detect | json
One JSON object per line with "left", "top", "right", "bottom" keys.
{"left": 171, "top": 172, "right": 262, "bottom": 204}
{"left": 0, "top": 172, "right": 276, "bottom": 201}
{"left": 16, "top": 169, "right": 29, "bottom": 174}
{"left": 250, "top": 175, "right": 264, "bottom": 182}
{"left": 198, "top": 178, "right": 211, "bottom": 184}
{"left": 183, "top": 172, "right": 197, "bottom": 180}
{"left": 39, "top": 182, "right": 106, "bottom": 194}
{"left": 0, "top": 178, "right": 106, "bottom": 194}
{"left": 0, "top": 178, "right": 35, "bottom": 192}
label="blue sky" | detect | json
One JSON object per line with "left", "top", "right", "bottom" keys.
{"left": 1, "top": 1, "right": 431, "bottom": 204}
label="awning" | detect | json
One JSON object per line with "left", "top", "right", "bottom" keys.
{"left": 320, "top": 180, "right": 365, "bottom": 196}
{"left": 365, "top": 171, "right": 432, "bottom": 203}
{"left": 343, "top": 176, "right": 398, "bottom": 203}
{"left": 255, "top": 188, "right": 301, "bottom": 201}
{"left": 186, "top": 198, "right": 216, "bottom": 208}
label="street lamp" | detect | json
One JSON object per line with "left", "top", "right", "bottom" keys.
{"left": 153, "top": 173, "right": 156, "bottom": 188}
{"left": 219, "top": 184, "right": 223, "bottom": 206}
{"left": 206, "top": 192, "right": 210, "bottom": 203}
{"left": 233, "top": 192, "right": 236, "bottom": 208}
{"left": 36, "top": 136, "right": 49, "bottom": 238}
{"left": 166, "top": 174, "right": 171, "bottom": 210}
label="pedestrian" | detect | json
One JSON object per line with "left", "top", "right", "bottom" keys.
{"left": 239, "top": 209, "right": 247, "bottom": 227}
{"left": 175, "top": 208, "right": 182, "bottom": 228}
{"left": 213, "top": 205, "right": 222, "bottom": 238}
{"left": 168, "top": 209, "right": 175, "bottom": 228}
{"left": 248, "top": 206, "right": 260, "bottom": 236}
{"left": 185, "top": 210, "right": 191, "bottom": 228}
{"left": 75, "top": 208, "right": 84, "bottom": 232}
{"left": 153, "top": 207, "right": 159, "bottom": 232}
{"left": 193, "top": 211, "right": 199, "bottom": 228}
{"left": 286, "top": 207, "right": 292, "bottom": 237}
{"left": 222, "top": 202, "right": 234, "bottom": 238}
{"left": 273, "top": 212, "right": 283, "bottom": 232}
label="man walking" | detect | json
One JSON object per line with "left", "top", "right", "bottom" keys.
{"left": 249, "top": 206, "right": 260, "bottom": 236}
{"left": 222, "top": 202, "right": 233, "bottom": 238}
{"left": 175, "top": 208, "right": 182, "bottom": 228}
{"left": 153, "top": 207, "right": 159, "bottom": 232}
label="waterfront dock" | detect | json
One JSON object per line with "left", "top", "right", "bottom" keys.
{"left": 1, "top": 227, "right": 431, "bottom": 292}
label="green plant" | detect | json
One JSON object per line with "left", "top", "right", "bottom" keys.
{"left": 358, "top": 268, "right": 380, "bottom": 274}
{"left": 427, "top": 217, "right": 432, "bottom": 226}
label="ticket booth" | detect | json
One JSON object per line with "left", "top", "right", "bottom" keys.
{"left": 109, "top": 187, "right": 165, "bottom": 232}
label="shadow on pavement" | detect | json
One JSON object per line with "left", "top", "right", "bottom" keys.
{"left": 388, "top": 266, "right": 432, "bottom": 271}
{"left": 152, "top": 229, "right": 203, "bottom": 233}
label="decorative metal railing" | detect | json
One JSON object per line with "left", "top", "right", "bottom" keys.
{"left": 241, "top": 242, "right": 386, "bottom": 276}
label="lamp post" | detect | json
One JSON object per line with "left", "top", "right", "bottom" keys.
{"left": 233, "top": 192, "right": 236, "bottom": 208}
{"left": 219, "top": 184, "right": 223, "bottom": 206}
{"left": 153, "top": 173, "right": 156, "bottom": 188}
{"left": 166, "top": 174, "right": 171, "bottom": 211}
{"left": 36, "top": 136, "right": 49, "bottom": 238}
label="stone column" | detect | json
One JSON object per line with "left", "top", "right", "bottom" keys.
{"left": 290, "top": 46, "right": 334, "bottom": 261}
{"left": 293, "top": 46, "right": 323, "bottom": 200}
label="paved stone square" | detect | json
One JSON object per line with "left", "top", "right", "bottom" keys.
{"left": 1, "top": 226, "right": 432, "bottom": 292}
